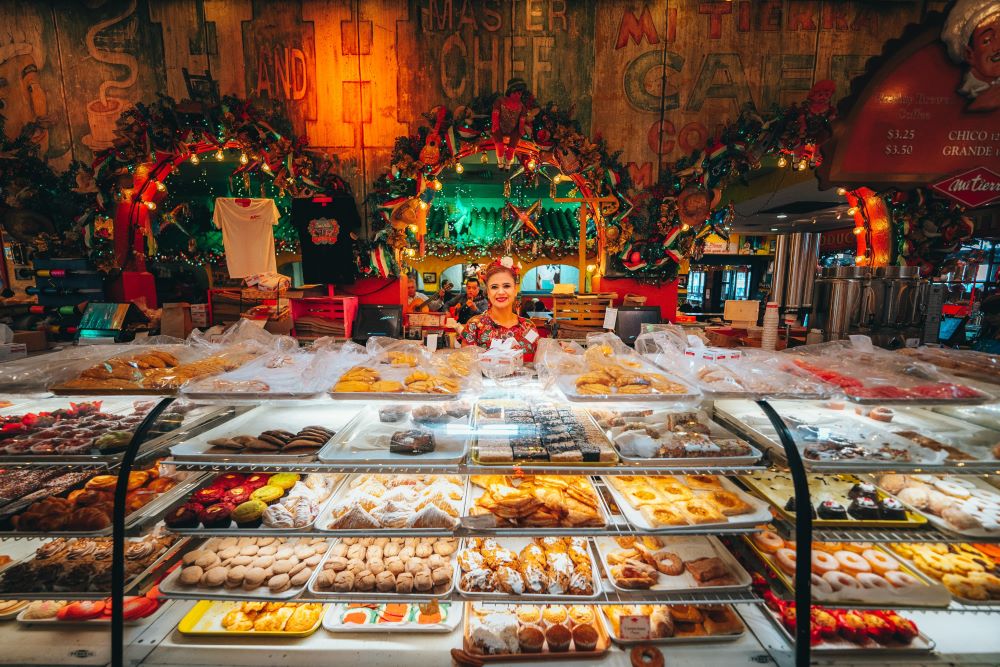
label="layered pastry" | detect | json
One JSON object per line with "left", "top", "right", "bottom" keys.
{"left": 458, "top": 537, "right": 596, "bottom": 596}
{"left": 468, "top": 475, "right": 604, "bottom": 528}
{"left": 606, "top": 475, "right": 755, "bottom": 528}
{"left": 474, "top": 400, "right": 617, "bottom": 464}
{"left": 323, "top": 474, "right": 462, "bottom": 530}
{"left": 219, "top": 601, "right": 324, "bottom": 633}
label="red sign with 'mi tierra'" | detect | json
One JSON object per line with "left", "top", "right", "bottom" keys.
{"left": 819, "top": 3, "right": 1000, "bottom": 193}
{"left": 931, "top": 166, "right": 1000, "bottom": 208}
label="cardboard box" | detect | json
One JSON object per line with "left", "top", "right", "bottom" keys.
{"left": 161, "top": 302, "right": 193, "bottom": 339}
{"left": 190, "top": 304, "right": 208, "bottom": 328}
{"left": 12, "top": 331, "right": 47, "bottom": 352}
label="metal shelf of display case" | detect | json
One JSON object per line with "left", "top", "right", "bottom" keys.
{"left": 166, "top": 460, "right": 769, "bottom": 476}
{"left": 156, "top": 584, "right": 765, "bottom": 607}
{"left": 797, "top": 524, "right": 1000, "bottom": 545}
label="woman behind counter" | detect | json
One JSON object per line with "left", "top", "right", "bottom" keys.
{"left": 459, "top": 258, "right": 539, "bottom": 360}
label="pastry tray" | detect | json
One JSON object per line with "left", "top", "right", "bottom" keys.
{"left": 884, "top": 544, "right": 1000, "bottom": 606}
{"left": 739, "top": 472, "right": 928, "bottom": 530}
{"left": 461, "top": 477, "right": 612, "bottom": 535}
{"left": 169, "top": 404, "right": 356, "bottom": 464}
{"left": 870, "top": 474, "right": 1000, "bottom": 539}
{"left": 597, "top": 605, "right": 746, "bottom": 646}
{"left": 744, "top": 537, "right": 950, "bottom": 608}
{"left": 0, "top": 400, "right": 229, "bottom": 464}
{"left": 317, "top": 405, "right": 471, "bottom": 465}
{"left": 322, "top": 601, "right": 462, "bottom": 633}
{"left": 760, "top": 604, "right": 936, "bottom": 655}
{"left": 555, "top": 361, "right": 700, "bottom": 403}
{"left": 305, "top": 539, "right": 457, "bottom": 600}
{"left": 0, "top": 535, "right": 190, "bottom": 600}
{"left": 592, "top": 409, "right": 762, "bottom": 468}
{"left": 157, "top": 537, "right": 317, "bottom": 601}
{"left": 463, "top": 602, "right": 610, "bottom": 661}
{"left": 16, "top": 604, "right": 161, "bottom": 626}
{"left": 329, "top": 363, "right": 472, "bottom": 401}
{"left": 0, "top": 601, "right": 30, "bottom": 621}
{"left": 0, "top": 470, "right": 207, "bottom": 538}
{"left": 314, "top": 474, "right": 466, "bottom": 536}
{"left": 164, "top": 474, "right": 346, "bottom": 536}
{"left": 454, "top": 537, "right": 603, "bottom": 601}
{"left": 177, "top": 600, "right": 324, "bottom": 637}
{"left": 593, "top": 535, "right": 752, "bottom": 595}
{"left": 470, "top": 404, "right": 619, "bottom": 468}
{"left": 600, "top": 475, "right": 772, "bottom": 533}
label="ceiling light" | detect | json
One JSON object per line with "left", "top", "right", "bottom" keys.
{"left": 775, "top": 214, "right": 788, "bottom": 219}
{"left": 770, "top": 227, "right": 778, "bottom": 232}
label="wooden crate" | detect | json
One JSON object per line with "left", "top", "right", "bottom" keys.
{"left": 551, "top": 293, "right": 615, "bottom": 339}
{"left": 290, "top": 296, "right": 359, "bottom": 341}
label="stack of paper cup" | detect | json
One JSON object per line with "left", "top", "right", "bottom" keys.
{"left": 761, "top": 301, "right": 779, "bottom": 351}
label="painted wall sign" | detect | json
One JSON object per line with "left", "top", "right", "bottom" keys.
{"left": 819, "top": 3, "right": 1000, "bottom": 191}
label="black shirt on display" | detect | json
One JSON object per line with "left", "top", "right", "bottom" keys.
{"left": 290, "top": 195, "right": 362, "bottom": 285}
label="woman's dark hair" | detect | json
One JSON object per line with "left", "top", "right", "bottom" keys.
{"left": 483, "top": 264, "right": 518, "bottom": 286}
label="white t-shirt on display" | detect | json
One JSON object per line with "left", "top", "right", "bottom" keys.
{"left": 213, "top": 198, "right": 280, "bottom": 278}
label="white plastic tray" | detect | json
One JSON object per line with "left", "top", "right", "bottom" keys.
{"left": 318, "top": 405, "right": 471, "bottom": 465}
{"left": 593, "top": 535, "right": 751, "bottom": 594}
{"left": 322, "top": 601, "right": 462, "bottom": 633}
{"left": 597, "top": 605, "right": 745, "bottom": 646}
{"left": 315, "top": 474, "right": 465, "bottom": 535}
{"left": 601, "top": 475, "right": 772, "bottom": 533}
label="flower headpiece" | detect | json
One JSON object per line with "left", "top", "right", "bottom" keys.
{"left": 480, "top": 255, "right": 522, "bottom": 282}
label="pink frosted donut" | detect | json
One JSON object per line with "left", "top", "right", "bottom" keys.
{"left": 753, "top": 530, "right": 785, "bottom": 554}
{"left": 861, "top": 549, "right": 900, "bottom": 575}
{"left": 857, "top": 572, "right": 892, "bottom": 590}
{"left": 810, "top": 573, "right": 834, "bottom": 595}
{"left": 811, "top": 551, "right": 840, "bottom": 575}
{"left": 822, "top": 570, "right": 861, "bottom": 592}
{"left": 834, "top": 550, "right": 872, "bottom": 575}
{"left": 774, "top": 547, "right": 797, "bottom": 575}
{"left": 884, "top": 570, "right": 920, "bottom": 588}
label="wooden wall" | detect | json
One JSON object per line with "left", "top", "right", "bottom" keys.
{"left": 1, "top": 1, "right": 936, "bottom": 203}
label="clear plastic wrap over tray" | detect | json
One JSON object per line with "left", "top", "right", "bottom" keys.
{"left": 635, "top": 327, "right": 831, "bottom": 399}
{"left": 782, "top": 337, "right": 994, "bottom": 404}
{"left": 537, "top": 333, "right": 699, "bottom": 402}
{"left": 329, "top": 339, "right": 481, "bottom": 400}
{"left": 897, "top": 347, "right": 1000, "bottom": 386}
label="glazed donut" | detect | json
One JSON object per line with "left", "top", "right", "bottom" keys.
{"left": 822, "top": 570, "right": 861, "bottom": 592}
{"left": 810, "top": 573, "right": 834, "bottom": 595}
{"left": 868, "top": 407, "right": 894, "bottom": 422}
{"left": 630, "top": 645, "right": 664, "bottom": 667}
{"left": 935, "top": 480, "right": 971, "bottom": 499}
{"left": 857, "top": 572, "right": 892, "bottom": 590}
{"left": 811, "top": 551, "right": 840, "bottom": 575}
{"left": 753, "top": 530, "right": 785, "bottom": 554}
{"left": 834, "top": 550, "right": 872, "bottom": 575}
{"left": 862, "top": 549, "right": 900, "bottom": 575}
{"left": 885, "top": 570, "right": 920, "bottom": 588}
{"left": 774, "top": 547, "right": 797, "bottom": 575}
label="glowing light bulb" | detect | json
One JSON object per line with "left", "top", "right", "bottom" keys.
{"left": 419, "top": 200, "right": 429, "bottom": 210}
{"left": 407, "top": 224, "right": 417, "bottom": 232}
{"left": 155, "top": 181, "right": 166, "bottom": 192}
{"left": 836, "top": 187, "right": 848, "bottom": 196}
{"left": 776, "top": 156, "right": 788, "bottom": 168}
{"left": 189, "top": 154, "right": 200, "bottom": 165}
{"left": 553, "top": 174, "right": 563, "bottom": 183}
{"left": 262, "top": 163, "right": 272, "bottom": 173}
{"left": 855, "top": 255, "right": 866, "bottom": 265}
{"left": 431, "top": 179, "right": 443, "bottom": 191}
{"left": 681, "top": 223, "right": 690, "bottom": 231}
{"left": 797, "top": 160, "right": 807, "bottom": 171}
{"left": 405, "top": 248, "right": 416, "bottom": 257}
{"left": 215, "top": 150, "right": 224, "bottom": 160}
{"left": 144, "top": 201, "right": 157, "bottom": 211}
{"left": 853, "top": 227, "right": 863, "bottom": 235}
{"left": 847, "top": 206, "right": 859, "bottom": 215}
{"left": 455, "top": 163, "right": 464, "bottom": 174}
{"left": 480, "top": 153, "right": 489, "bottom": 164}
{"left": 240, "top": 153, "right": 249, "bottom": 165}
{"left": 526, "top": 158, "right": 537, "bottom": 170}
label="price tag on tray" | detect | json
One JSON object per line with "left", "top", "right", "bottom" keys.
{"left": 620, "top": 615, "right": 650, "bottom": 641}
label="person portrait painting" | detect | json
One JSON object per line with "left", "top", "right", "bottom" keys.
{"left": 943, "top": 0, "right": 1000, "bottom": 111}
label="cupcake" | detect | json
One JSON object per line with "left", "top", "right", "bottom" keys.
{"left": 816, "top": 500, "right": 848, "bottom": 520}
{"left": 192, "top": 486, "right": 223, "bottom": 506}
{"left": 518, "top": 625, "right": 545, "bottom": 653}
{"left": 243, "top": 473, "right": 272, "bottom": 490}
{"left": 268, "top": 473, "right": 300, "bottom": 490}
{"left": 848, "top": 482, "right": 878, "bottom": 500}
{"left": 213, "top": 473, "right": 246, "bottom": 490}
{"left": 224, "top": 485, "right": 252, "bottom": 505}
{"left": 250, "top": 485, "right": 285, "bottom": 505}
{"left": 848, "top": 496, "right": 879, "bottom": 520}
{"left": 232, "top": 500, "right": 267, "bottom": 528}
{"left": 542, "top": 606, "right": 568, "bottom": 626}
{"left": 515, "top": 605, "right": 542, "bottom": 625}
{"left": 199, "top": 502, "right": 235, "bottom": 528}
{"left": 545, "top": 623, "right": 572, "bottom": 652}
{"left": 164, "top": 503, "right": 201, "bottom": 529}
{"left": 572, "top": 623, "right": 599, "bottom": 651}
{"left": 879, "top": 497, "right": 908, "bottom": 521}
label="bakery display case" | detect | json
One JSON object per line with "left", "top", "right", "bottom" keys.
{"left": 0, "top": 340, "right": 998, "bottom": 666}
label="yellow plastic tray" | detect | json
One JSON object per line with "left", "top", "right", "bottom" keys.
{"left": 177, "top": 601, "right": 323, "bottom": 637}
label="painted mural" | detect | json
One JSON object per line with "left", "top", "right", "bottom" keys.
{"left": 0, "top": 0, "right": 941, "bottom": 198}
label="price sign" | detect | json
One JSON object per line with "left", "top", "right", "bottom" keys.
{"left": 620, "top": 615, "right": 651, "bottom": 641}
